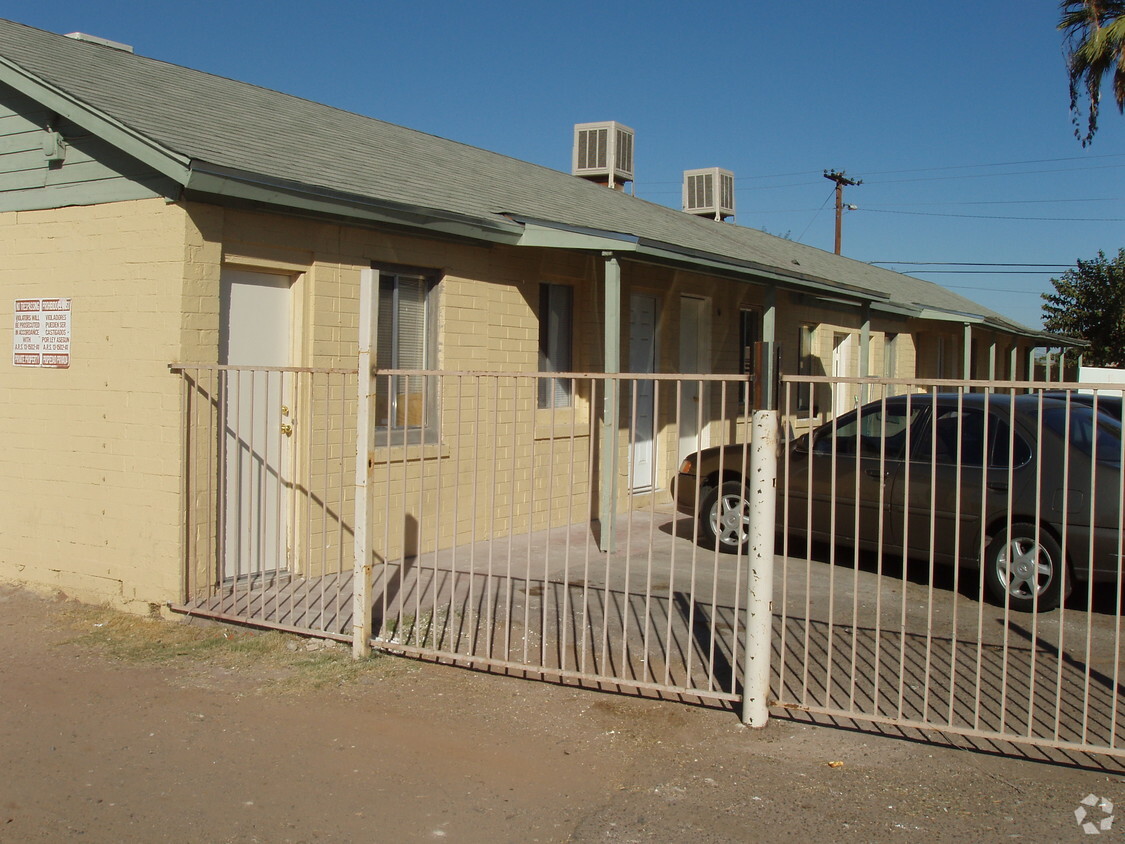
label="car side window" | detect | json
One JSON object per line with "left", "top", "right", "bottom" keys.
{"left": 914, "top": 407, "right": 1031, "bottom": 468}
{"left": 988, "top": 417, "right": 1032, "bottom": 468}
{"left": 924, "top": 409, "right": 987, "bottom": 466}
{"left": 1042, "top": 406, "right": 1120, "bottom": 465}
{"left": 812, "top": 406, "right": 916, "bottom": 460}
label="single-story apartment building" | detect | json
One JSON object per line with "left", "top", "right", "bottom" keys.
{"left": 0, "top": 18, "right": 1066, "bottom": 613}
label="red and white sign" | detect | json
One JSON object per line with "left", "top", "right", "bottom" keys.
{"left": 13, "top": 298, "right": 71, "bottom": 368}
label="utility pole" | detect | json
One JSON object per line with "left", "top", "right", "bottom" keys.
{"left": 823, "top": 169, "right": 862, "bottom": 255}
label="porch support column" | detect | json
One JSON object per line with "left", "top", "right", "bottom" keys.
{"left": 1029, "top": 347, "right": 1037, "bottom": 382}
{"left": 988, "top": 338, "right": 996, "bottom": 392}
{"left": 1010, "top": 344, "right": 1018, "bottom": 381}
{"left": 599, "top": 253, "right": 622, "bottom": 553}
{"left": 962, "top": 322, "right": 972, "bottom": 382}
{"left": 352, "top": 269, "right": 377, "bottom": 659}
{"left": 762, "top": 285, "right": 777, "bottom": 410}
{"left": 1059, "top": 349, "right": 1066, "bottom": 382}
{"left": 859, "top": 305, "right": 871, "bottom": 405}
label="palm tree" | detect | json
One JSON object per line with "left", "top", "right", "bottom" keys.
{"left": 1059, "top": 1, "right": 1125, "bottom": 144}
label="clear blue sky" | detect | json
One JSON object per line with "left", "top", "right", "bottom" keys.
{"left": 7, "top": 1, "right": 1123, "bottom": 330}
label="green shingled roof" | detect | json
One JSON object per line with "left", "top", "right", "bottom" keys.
{"left": 0, "top": 17, "right": 1049, "bottom": 337}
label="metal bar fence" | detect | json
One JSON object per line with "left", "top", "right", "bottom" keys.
{"left": 173, "top": 364, "right": 359, "bottom": 641}
{"left": 174, "top": 365, "right": 757, "bottom": 701}
{"left": 357, "top": 370, "right": 754, "bottom": 700}
{"left": 775, "top": 374, "right": 1125, "bottom": 758}
{"left": 172, "top": 363, "right": 1125, "bottom": 758}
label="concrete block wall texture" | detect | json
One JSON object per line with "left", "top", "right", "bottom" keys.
{"left": 0, "top": 198, "right": 194, "bottom": 610}
{"left": 171, "top": 208, "right": 607, "bottom": 574}
{"left": 203, "top": 209, "right": 940, "bottom": 568}
{"left": 4, "top": 195, "right": 975, "bottom": 609}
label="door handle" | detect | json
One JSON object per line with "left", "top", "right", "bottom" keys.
{"left": 863, "top": 468, "right": 887, "bottom": 480}
{"left": 987, "top": 481, "right": 1007, "bottom": 492}
{"left": 280, "top": 423, "right": 293, "bottom": 437}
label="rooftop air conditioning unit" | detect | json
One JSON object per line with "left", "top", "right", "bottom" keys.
{"left": 683, "top": 167, "right": 735, "bottom": 221}
{"left": 572, "top": 121, "right": 634, "bottom": 190}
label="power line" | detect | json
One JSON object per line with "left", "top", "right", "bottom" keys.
{"left": 871, "top": 261, "right": 1070, "bottom": 267}
{"left": 634, "top": 151, "right": 1125, "bottom": 184}
{"left": 867, "top": 162, "right": 1125, "bottom": 186}
{"left": 849, "top": 152, "right": 1125, "bottom": 178}
{"left": 941, "top": 284, "right": 1051, "bottom": 293}
{"left": 899, "top": 269, "right": 1061, "bottom": 274}
{"left": 794, "top": 186, "right": 835, "bottom": 245}
{"left": 872, "top": 197, "right": 1123, "bottom": 207}
{"left": 860, "top": 207, "right": 1125, "bottom": 222}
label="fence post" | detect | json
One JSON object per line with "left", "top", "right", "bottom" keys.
{"left": 352, "top": 270, "right": 376, "bottom": 659}
{"left": 741, "top": 409, "right": 778, "bottom": 727}
{"left": 598, "top": 254, "right": 621, "bottom": 553}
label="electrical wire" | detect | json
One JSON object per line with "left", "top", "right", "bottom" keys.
{"left": 870, "top": 262, "right": 1070, "bottom": 267}
{"left": 794, "top": 187, "right": 836, "bottom": 244}
{"left": 860, "top": 208, "right": 1125, "bottom": 222}
{"left": 640, "top": 152, "right": 1125, "bottom": 186}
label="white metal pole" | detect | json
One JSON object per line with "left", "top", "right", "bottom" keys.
{"left": 599, "top": 254, "right": 621, "bottom": 553}
{"left": 352, "top": 269, "right": 377, "bottom": 658}
{"left": 741, "top": 409, "right": 778, "bottom": 727}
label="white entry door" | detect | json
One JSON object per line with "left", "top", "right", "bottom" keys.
{"left": 679, "top": 296, "right": 711, "bottom": 462}
{"left": 832, "top": 331, "right": 858, "bottom": 417}
{"left": 220, "top": 269, "right": 294, "bottom": 579}
{"left": 629, "top": 294, "right": 657, "bottom": 492}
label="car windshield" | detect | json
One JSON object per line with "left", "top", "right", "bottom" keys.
{"left": 1042, "top": 405, "right": 1123, "bottom": 465}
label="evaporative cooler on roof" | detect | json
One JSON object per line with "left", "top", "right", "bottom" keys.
{"left": 572, "top": 122, "right": 634, "bottom": 189}
{"left": 683, "top": 167, "right": 735, "bottom": 221}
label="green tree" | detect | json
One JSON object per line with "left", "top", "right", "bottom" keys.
{"left": 1059, "top": 1, "right": 1125, "bottom": 145}
{"left": 1042, "top": 248, "right": 1125, "bottom": 365}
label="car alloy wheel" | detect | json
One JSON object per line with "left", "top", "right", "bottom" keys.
{"left": 703, "top": 481, "right": 751, "bottom": 552}
{"left": 984, "top": 524, "right": 1067, "bottom": 612}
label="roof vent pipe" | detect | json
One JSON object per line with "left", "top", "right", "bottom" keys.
{"left": 65, "top": 32, "right": 134, "bottom": 53}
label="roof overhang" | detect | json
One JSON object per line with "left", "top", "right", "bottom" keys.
{"left": 510, "top": 216, "right": 891, "bottom": 307}
{"left": 0, "top": 54, "right": 525, "bottom": 245}
{"left": 916, "top": 307, "right": 985, "bottom": 325}
{"left": 0, "top": 54, "right": 192, "bottom": 184}
{"left": 184, "top": 164, "right": 524, "bottom": 245}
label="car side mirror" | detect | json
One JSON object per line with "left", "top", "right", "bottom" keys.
{"left": 792, "top": 433, "right": 811, "bottom": 454}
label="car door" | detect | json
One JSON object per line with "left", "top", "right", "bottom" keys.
{"left": 893, "top": 401, "right": 1026, "bottom": 566}
{"left": 784, "top": 401, "right": 917, "bottom": 551}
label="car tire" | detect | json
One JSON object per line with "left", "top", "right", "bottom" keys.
{"left": 983, "top": 524, "right": 1069, "bottom": 612}
{"left": 700, "top": 481, "right": 750, "bottom": 553}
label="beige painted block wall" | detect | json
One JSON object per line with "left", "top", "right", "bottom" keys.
{"left": 176, "top": 207, "right": 607, "bottom": 570}
{"left": 0, "top": 198, "right": 195, "bottom": 610}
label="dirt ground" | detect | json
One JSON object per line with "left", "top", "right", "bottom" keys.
{"left": 1, "top": 584, "right": 1123, "bottom": 843}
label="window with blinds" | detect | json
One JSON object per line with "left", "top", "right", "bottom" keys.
{"left": 538, "top": 283, "right": 573, "bottom": 409}
{"left": 376, "top": 269, "right": 436, "bottom": 434}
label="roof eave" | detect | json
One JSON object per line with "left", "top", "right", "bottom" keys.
{"left": 184, "top": 164, "right": 524, "bottom": 244}
{"left": 511, "top": 216, "right": 890, "bottom": 306}
{"left": 0, "top": 53, "right": 192, "bottom": 184}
